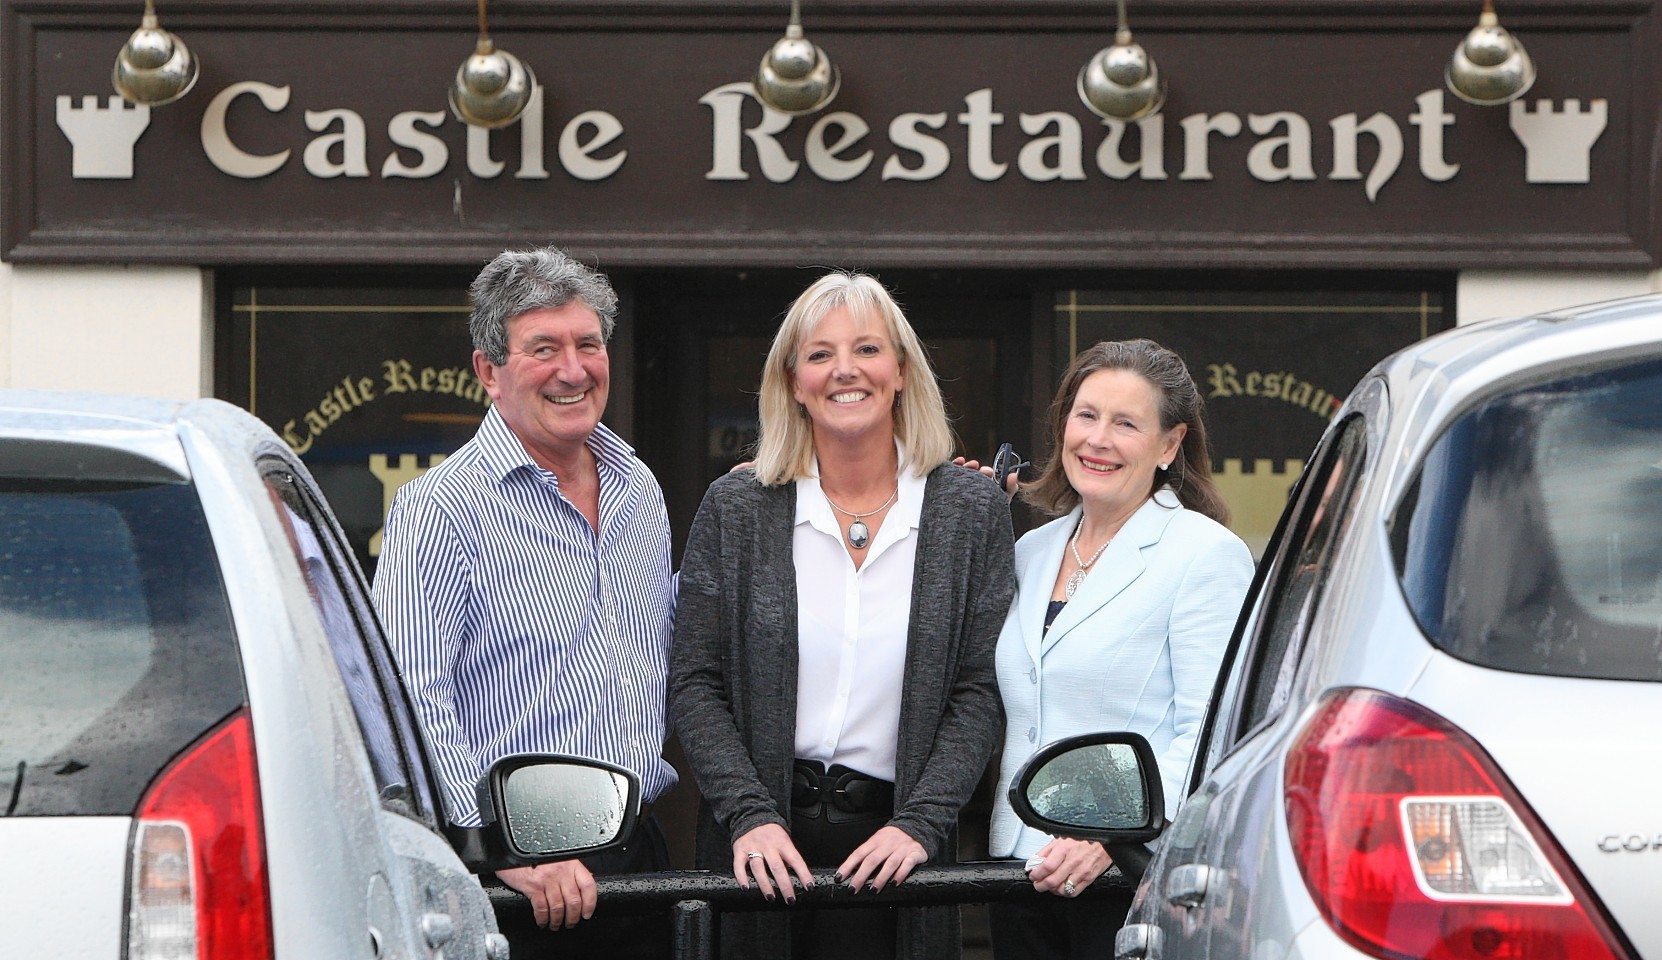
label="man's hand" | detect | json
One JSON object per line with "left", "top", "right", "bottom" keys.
{"left": 497, "top": 860, "right": 598, "bottom": 929}
{"left": 837, "top": 825, "right": 927, "bottom": 893}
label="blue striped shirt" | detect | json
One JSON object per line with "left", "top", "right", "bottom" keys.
{"left": 373, "top": 407, "right": 677, "bottom": 826}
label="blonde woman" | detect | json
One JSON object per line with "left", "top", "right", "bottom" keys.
{"left": 670, "top": 271, "right": 1014, "bottom": 960}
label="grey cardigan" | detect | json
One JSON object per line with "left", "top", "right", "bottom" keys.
{"left": 669, "top": 463, "right": 1015, "bottom": 960}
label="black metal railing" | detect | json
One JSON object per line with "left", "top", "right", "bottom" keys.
{"left": 490, "top": 862, "right": 1136, "bottom": 960}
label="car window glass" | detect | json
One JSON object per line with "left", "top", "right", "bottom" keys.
{"left": 1392, "top": 354, "right": 1662, "bottom": 681}
{"left": 1188, "top": 459, "right": 1309, "bottom": 790}
{"left": 1232, "top": 415, "right": 1368, "bottom": 744}
{"left": 263, "top": 468, "right": 432, "bottom": 819}
{"left": 0, "top": 474, "right": 243, "bottom": 816}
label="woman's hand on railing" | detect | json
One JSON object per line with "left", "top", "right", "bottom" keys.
{"left": 732, "top": 823, "right": 814, "bottom": 904}
{"left": 837, "top": 825, "right": 928, "bottom": 894}
{"left": 1026, "top": 837, "right": 1112, "bottom": 898}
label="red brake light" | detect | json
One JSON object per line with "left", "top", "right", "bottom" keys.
{"left": 129, "top": 708, "right": 273, "bottom": 960}
{"left": 1284, "top": 688, "right": 1631, "bottom": 960}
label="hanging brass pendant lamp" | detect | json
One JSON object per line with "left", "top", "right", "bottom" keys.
{"left": 112, "top": 0, "right": 199, "bottom": 107}
{"left": 753, "top": 0, "right": 840, "bottom": 116}
{"left": 448, "top": 0, "right": 538, "bottom": 128}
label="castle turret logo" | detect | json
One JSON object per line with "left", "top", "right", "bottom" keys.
{"left": 56, "top": 95, "right": 151, "bottom": 179}
{"left": 1510, "top": 99, "right": 1608, "bottom": 183}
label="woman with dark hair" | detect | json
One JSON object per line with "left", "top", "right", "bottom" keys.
{"left": 986, "top": 339, "right": 1253, "bottom": 960}
{"left": 670, "top": 270, "right": 1014, "bottom": 960}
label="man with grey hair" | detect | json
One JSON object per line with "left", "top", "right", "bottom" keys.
{"left": 374, "top": 245, "right": 676, "bottom": 945}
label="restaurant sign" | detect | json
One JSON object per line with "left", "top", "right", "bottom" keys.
{"left": 6, "top": 2, "right": 1657, "bottom": 268}
{"left": 60, "top": 83, "right": 1606, "bottom": 197}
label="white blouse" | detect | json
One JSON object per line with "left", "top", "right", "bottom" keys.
{"left": 791, "top": 459, "right": 926, "bottom": 782}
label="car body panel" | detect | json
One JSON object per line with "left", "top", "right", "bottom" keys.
{"left": 0, "top": 393, "right": 496, "bottom": 960}
{"left": 386, "top": 814, "right": 498, "bottom": 957}
{"left": 175, "top": 409, "right": 447, "bottom": 960}
{"left": 0, "top": 392, "right": 190, "bottom": 479}
{"left": 1281, "top": 906, "right": 1361, "bottom": 960}
{"left": 179, "top": 403, "right": 498, "bottom": 960}
{"left": 1160, "top": 720, "right": 1323, "bottom": 960}
{"left": 1125, "top": 295, "right": 1662, "bottom": 959}
{"left": 1409, "top": 656, "right": 1662, "bottom": 960}
{"left": 0, "top": 819, "right": 129, "bottom": 960}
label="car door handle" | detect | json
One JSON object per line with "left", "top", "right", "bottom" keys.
{"left": 420, "top": 912, "right": 455, "bottom": 948}
{"left": 1165, "top": 863, "right": 1211, "bottom": 908}
{"left": 1115, "top": 922, "right": 1164, "bottom": 960}
{"left": 485, "top": 932, "right": 511, "bottom": 960}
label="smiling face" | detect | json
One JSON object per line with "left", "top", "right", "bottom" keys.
{"left": 789, "top": 304, "right": 905, "bottom": 446}
{"left": 472, "top": 301, "right": 610, "bottom": 468}
{"left": 1063, "top": 368, "right": 1187, "bottom": 518}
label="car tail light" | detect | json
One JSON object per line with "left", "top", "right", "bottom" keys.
{"left": 1284, "top": 687, "right": 1631, "bottom": 960}
{"left": 128, "top": 708, "right": 272, "bottom": 960}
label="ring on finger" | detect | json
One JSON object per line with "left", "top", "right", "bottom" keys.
{"left": 1062, "top": 879, "right": 1078, "bottom": 897}
{"left": 746, "top": 851, "right": 765, "bottom": 860}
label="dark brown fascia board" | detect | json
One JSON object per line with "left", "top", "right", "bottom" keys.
{"left": 7, "top": 230, "right": 1653, "bottom": 271}
{"left": 9, "top": 0, "right": 1654, "bottom": 29}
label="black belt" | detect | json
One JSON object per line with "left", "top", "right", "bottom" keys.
{"left": 791, "top": 759, "right": 895, "bottom": 818}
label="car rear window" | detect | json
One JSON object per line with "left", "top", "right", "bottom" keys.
{"left": 1391, "top": 354, "right": 1662, "bottom": 682}
{"left": 0, "top": 475, "right": 243, "bottom": 816}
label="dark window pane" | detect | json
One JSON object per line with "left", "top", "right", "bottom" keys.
{"left": 1392, "top": 355, "right": 1662, "bottom": 681}
{"left": 1239, "top": 416, "right": 1369, "bottom": 735}
{"left": 264, "top": 468, "right": 429, "bottom": 819}
{"left": 0, "top": 478, "right": 243, "bottom": 816}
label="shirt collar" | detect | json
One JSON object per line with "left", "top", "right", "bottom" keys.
{"left": 473, "top": 405, "right": 637, "bottom": 485}
{"left": 795, "top": 441, "right": 926, "bottom": 534}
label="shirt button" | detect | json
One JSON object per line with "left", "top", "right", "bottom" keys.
{"left": 1028, "top": 727, "right": 1037, "bottom": 743}
{"left": 1029, "top": 667, "right": 1038, "bottom": 683}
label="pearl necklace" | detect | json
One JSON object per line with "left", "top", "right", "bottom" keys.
{"left": 1066, "top": 519, "right": 1113, "bottom": 599}
{"left": 823, "top": 485, "right": 899, "bottom": 549}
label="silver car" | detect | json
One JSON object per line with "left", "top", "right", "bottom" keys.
{"left": 1012, "top": 295, "right": 1662, "bottom": 960}
{"left": 0, "top": 392, "right": 637, "bottom": 960}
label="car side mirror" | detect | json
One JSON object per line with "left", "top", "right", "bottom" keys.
{"left": 449, "top": 754, "right": 641, "bottom": 872}
{"left": 1009, "top": 732, "right": 1165, "bottom": 845}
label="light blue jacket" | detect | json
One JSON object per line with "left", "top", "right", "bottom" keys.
{"left": 989, "top": 493, "right": 1253, "bottom": 859}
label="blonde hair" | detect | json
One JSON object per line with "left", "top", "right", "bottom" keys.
{"left": 753, "top": 271, "right": 953, "bottom": 486}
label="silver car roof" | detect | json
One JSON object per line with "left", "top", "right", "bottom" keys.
{"left": 1356, "top": 293, "right": 1662, "bottom": 508}
{"left": 0, "top": 391, "right": 289, "bottom": 481}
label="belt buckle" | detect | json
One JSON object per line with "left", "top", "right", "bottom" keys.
{"left": 829, "top": 769, "right": 868, "bottom": 814}
{"left": 791, "top": 763, "right": 825, "bottom": 809}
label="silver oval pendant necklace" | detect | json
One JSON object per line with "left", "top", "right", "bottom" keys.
{"left": 824, "top": 485, "right": 899, "bottom": 549}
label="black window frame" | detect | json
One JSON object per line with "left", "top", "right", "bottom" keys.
{"left": 1227, "top": 414, "right": 1370, "bottom": 748}
{"left": 260, "top": 458, "right": 442, "bottom": 827}
{"left": 1188, "top": 411, "right": 1373, "bottom": 792}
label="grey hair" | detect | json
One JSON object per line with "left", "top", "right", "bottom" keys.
{"left": 468, "top": 246, "right": 619, "bottom": 365}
